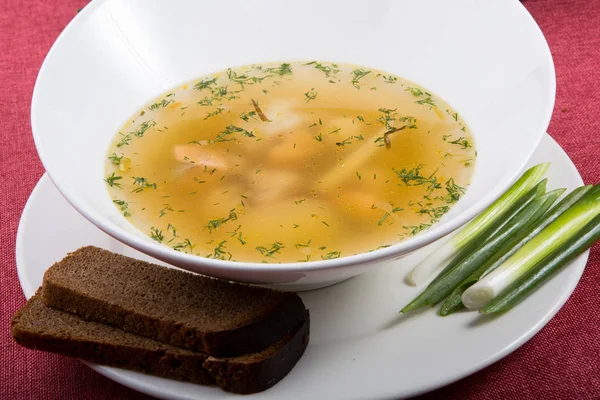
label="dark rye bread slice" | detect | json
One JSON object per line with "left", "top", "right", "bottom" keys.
{"left": 11, "top": 292, "right": 310, "bottom": 394}
{"left": 42, "top": 246, "right": 307, "bottom": 357}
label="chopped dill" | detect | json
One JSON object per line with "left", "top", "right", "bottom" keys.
{"left": 256, "top": 241, "right": 285, "bottom": 257}
{"left": 335, "top": 137, "right": 353, "bottom": 147}
{"left": 204, "top": 107, "right": 225, "bottom": 120}
{"left": 104, "top": 173, "right": 122, "bottom": 188}
{"left": 448, "top": 137, "right": 471, "bottom": 149}
{"left": 112, "top": 199, "right": 131, "bottom": 217}
{"left": 213, "top": 85, "right": 239, "bottom": 101}
{"left": 392, "top": 166, "right": 441, "bottom": 195}
{"left": 197, "top": 97, "right": 214, "bottom": 106}
{"left": 404, "top": 86, "right": 438, "bottom": 108}
{"left": 295, "top": 239, "right": 312, "bottom": 249}
{"left": 194, "top": 77, "right": 218, "bottom": 91}
{"left": 276, "top": 63, "right": 293, "bottom": 76}
{"left": 322, "top": 250, "right": 341, "bottom": 259}
{"left": 378, "top": 212, "right": 391, "bottom": 226}
{"left": 304, "top": 61, "right": 340, "bottom": 78}
{"left": 374, "top": 136, "right": 387, "bottom": 147}
{"left": 351, "top": 68, "right": 371, "bottom": 88}
{"left": 131, "top": 177, "right": 157, "bottom": 193}
{"left": 173, "top": 238, "right": 195, "bottom": 253}
{"left": 415, "top": 96, "right": 436, "bottom": 108}
{"left": 236, "top": 233, "right": 246, "bottom": 245}
{"left": 206, "top": 209, "right": 238, "bottom": 232}
{"left": 405, "top": 87, "right": 424, "bottom": 97}
{"left": 393, "top": 165, "right": 425, "bottom": 186}
{"left": 149, "top": 227, "right": 164, "bottom": 242}
{"left": 403, "top": 223, "right": 432, "bottom": 236}
{"left": 148, "top": 98, "right": 173, "bottom": 110}
{"left": 226, "top": 226, "right": 247, "bottom": 245}
{"left": 158, "top": 204, "right": 174, "bottom": 218}
{"left": 116, "top": 131, "right": 132, "bottom": 147}
{"left": 116, "top": 120, "right": 156, "bottom": 147}
{"left": 214, "top": 125, "right": 255, "bottom": 142}
{"left": 264, "top": 63, "right": 293, "bottom": 76}
{"left": 416, "top": 202, "right": 450, "bottom": 221}
{"left": 226, "top": 68, "right": 267, "bottom": 88}
{"left": 206, "top": 240, "right": 230, "bottom": 260}
{"left": 440, "top": 178, "right": 466, "bottom": 204}
{"left": 166, "top": 223, "right": 177, "bottom": 238}
{"left": 376, "top": 108, "right": 398, "bottom": 130}
{"left": 108, "top": 153, "right": 123, "bottom": 166}
{"left": 240, "top": 110, "right": 258, "bottom": 122}
{"left": 304, "top": 88, "right": 318, "bottom": 103}
{"left": 398, "top": 116, "right": 418, "bottom": 129}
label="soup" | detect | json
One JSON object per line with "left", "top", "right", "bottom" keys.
{"left": 105, "top": 61, "right": 475, "bottom": 263}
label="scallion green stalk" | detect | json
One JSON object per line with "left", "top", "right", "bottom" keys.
{"left": 462, "top": 185, "right": 600, "bottom": 310}
{"left": 429, "top": 179, "right": 550, "bottom": 287}
{"left": 440, "top": 185, "right": 592, "bottom": 316}
{"left": 401, "top": 179, "right": 549, "bottom": 313}
{"left": 482, "top": 214, "right": 600, "bottom": 313}
{"left": 407, "top": 163, "right": 550, "bottom": 286}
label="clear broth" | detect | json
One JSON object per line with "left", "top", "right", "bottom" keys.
{"left": 105, "top": 61, "right": 475, "bottom": 263}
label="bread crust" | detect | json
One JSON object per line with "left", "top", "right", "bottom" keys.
{"left": 11, "top": 293, "right": 310, "bottom": 394}
{"left": 42, "top": 246, "right": 307, "bottom": 357}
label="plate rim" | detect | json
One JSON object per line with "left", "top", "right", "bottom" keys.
{"left": 15, "top": 134, "right": 588, "bottom": 400}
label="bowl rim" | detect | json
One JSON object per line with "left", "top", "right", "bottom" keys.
{"left": 30, "top": 0, "right": 556, "bottom": 274}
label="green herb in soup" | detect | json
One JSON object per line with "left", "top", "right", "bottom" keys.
{"left": 105, "top": 61, "right": 476, "bottom": 263}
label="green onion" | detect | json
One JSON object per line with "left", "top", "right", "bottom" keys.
{"left": 430, "top": 180, "right": 552, "bottom": 287}
{"left": 462, "top": 185, "right": 600, "bottom": 310}
{"left": 482, "top": 214, "right": 600, "bottom": 313}
{"left": 401, "top": 179, "right": 550, "bottom": 313}
{"left": 407, "top": 163, "right": 550, "bottom": 285}
{"left": 439, "top": 185, "right": 592, "bottom": 315}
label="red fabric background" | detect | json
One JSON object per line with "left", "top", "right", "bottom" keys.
{"left": 1, "top": 0, "right": 598, "bottom": 399}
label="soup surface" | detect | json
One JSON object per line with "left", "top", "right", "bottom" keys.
{"left": 105, "top": 61, "right": 475, "bottom": 263}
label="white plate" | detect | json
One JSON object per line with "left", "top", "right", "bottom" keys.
{"left": 17, "top": 134, "right": 587, "bottom": 399}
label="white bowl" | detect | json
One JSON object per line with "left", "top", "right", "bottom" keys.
{"left": 31, "top": 0, "right": 555, "bottom": 290}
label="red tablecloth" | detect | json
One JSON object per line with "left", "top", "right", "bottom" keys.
{"left": 1, "top": 0, "right": 599, "bottom": 399}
